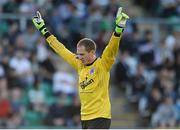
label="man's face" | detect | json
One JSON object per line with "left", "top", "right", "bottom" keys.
{"left": 76, "top": 46, "right": 93, "bottom": 65}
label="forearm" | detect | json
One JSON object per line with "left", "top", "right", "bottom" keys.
{"left": 103, "top": 33, "right": 121, "bottom": 57}
{"left": 32, "top": 12, "right": 79, "bottom": 70}
{"left": 101, "top": 32, "right": 121, "bottom": 71}
{"left": 46, "top": 35, "right": 79, "bottom": 70}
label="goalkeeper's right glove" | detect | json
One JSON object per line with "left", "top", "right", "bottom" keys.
{"left": 115, "top": 7, "right": 129, "bottom": 34}
{"left": 32, "top": 11, "right": 50, "bottom": 38}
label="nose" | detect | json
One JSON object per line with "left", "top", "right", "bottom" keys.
{"left": 76, "top": 55, "right": 80, "bottom": 59}
{"left": 76, "top": 55, "right": 83, "bottom": 60}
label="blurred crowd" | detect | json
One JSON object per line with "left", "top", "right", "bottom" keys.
{"left": 134, "top": 0, "right": 180, "bottom": 17}
{"left": 114, "top": 0, "right": 180, "bottom": 128}
{"left": 0, "top": 0, "right": 180, "bottom": 128}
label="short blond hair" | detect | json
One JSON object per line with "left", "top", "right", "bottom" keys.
{"left": 77, "top": 38, "right": 96, "bottom": 52}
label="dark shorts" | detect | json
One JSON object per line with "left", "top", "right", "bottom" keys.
{"left": 81, "top": 118, "right": 111, "bottom": 129}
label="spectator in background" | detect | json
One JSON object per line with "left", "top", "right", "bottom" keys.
{"left": 28, "top": 79, "right": 46, "bottom": 106}
{"left": 23, "top": 103, "right": 47, "bottom": 126}
{"left": 7, "top": 22, "right": 20, "bottom": 45}
{"left": 175, "top": 97, "right": 180, "bottom": 123}
{"left": 159, "top": 67, "right": 175, "bottom": 94}
{"left": 119, "top": 21, "right": 139, "bottom": 56}
{"left": 45, "top": 93, "right": 76, "bottom": 127}
{"left": 114, "top": 50, "right": 139, "bottom": 100}
{"left": 22, "top": 21, "right": 39, "bottom": 51}
{"left": 6, "top": 112, "right": 23, "bottom": 128}
{"left": 159, "top": 0, "right": 178, "bottom": 18}
{"left": 0, "top": 19, "right": 9, "bottom": 35}
{"left": 148, "top": 87, "right": 162, "bottom": 113}
{"left": 2, "top": 0, "right": 18, "bottom": 13}
{"left": 0, "top": 44, "right": 20, "bottom": 89}
{"left": 92, "top": 0, "right": 109, "bottom": 8}
{"left": 27, "top": 79, "right": 48, "bottom": 125}
{"left": 131, "top": 63, "right": 147, "bottom": 102}
{"left": 0, "top": 44, "right": 5, "bottom": 76}
{"left": 14, "top": 34, "right": 26, "bottom": 50}
{"left": 7, "top": 87, "right": 25, "bottom": 128}
{"left": 0, "top": 76, "right": 7, "bottom": 91}
{"left": 162, "top": 80, "right": 176, "bottom": 100}
{"left": 9, "top": 49, "right": 34, "bottom": 87}
{"left": 133, "top": 0, "right": 160, "bottom": 16}
{"left": 95, "top": 30, "right": 109, "bottom": 56}
{"left": 154, "top": 39, "right": 174, "bottom": 66}
{"left": 173, "top": 49, "right": 180, "bottom": 90}
{"left": 0, "top": 89, "right": 11, "bottom": 127}
{"left": 139, "top": 86, "right": 162, "bottom": 117}
{"left": 19, "top": 0, "right": 37, "bottom": 14}
{"left": 53, "top": 64, "right": 77, "bottom": 96}
{"left": 73, "top": 0, "right": 87, "bottom": 19}
{"left": 114, "top": 51, "right": 130, "bottom": 89}
{"left": 36, "top": 37, "right": 49, "bottom": 63}
{"left": 0, "top": 37, "right": 11, "bottom": 57}
{"left": 151, "top": 96, "right": 178, "bottom": 128}
{"left": 165, "top": 31, "right": 177, "bottom": 51}
{"left": 123, "top": 51, "right": 137, "bottom": 77}
{"left": 0, "top": 65, "right": 5, "bottom": 78}
{"left": 38, "top": 51, "right": 56, "bottom": 84}
{"left": 10, "top": 87, "right": 25, "bottom": 114}
{"left": 138, "top": 30, "right": 155, "bottom": 67}
{"left": 6, "top": 68, "right": 21, "bottom": 90}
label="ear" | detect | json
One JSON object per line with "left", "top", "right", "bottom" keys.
{"left": 90, "top": 50, "right": 95, "bottom": 54}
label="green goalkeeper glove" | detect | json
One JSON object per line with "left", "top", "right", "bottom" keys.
{"left": 115, "top": 7, "right": 129, "bottom": 34}
{"left": 32, "top": 11, "right": 50, "bottom": 37}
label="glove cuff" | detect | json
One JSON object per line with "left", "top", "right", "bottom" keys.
{"left": 115, "top": 26, "right": 124, "bottom": 34}
{"left": 114, "top": 32, "right": 121, "bottom": 37}
{"left": 44, "top": 31, "right": 51, "bottom": 38}
{"left": 39, "top": 25, "right": 48, "bottom": 35}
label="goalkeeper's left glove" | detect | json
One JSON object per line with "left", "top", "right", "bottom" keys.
{"left": 32, "top": 11, "right": 50, "bottom": 38}
{"left": 115, "top": 7, "right": 129, "bottom": 34}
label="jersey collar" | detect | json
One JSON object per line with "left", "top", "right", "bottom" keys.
{"left": 86, "top": 58, "right": 97, "bottom": 66}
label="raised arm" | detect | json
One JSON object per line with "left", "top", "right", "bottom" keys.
{"left": 32, "top": 11, "right": 81, "bottom": 71}
{"left": 101, "top": 7, "right": 129, "bottom": 71}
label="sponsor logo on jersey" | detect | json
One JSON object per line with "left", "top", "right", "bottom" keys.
{"left": 80, "top": 79, "right": 94, "bottom": 89}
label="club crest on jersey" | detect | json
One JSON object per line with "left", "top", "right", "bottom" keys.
{"left": 90, "top": 67, "right": 95, "bottom": 75}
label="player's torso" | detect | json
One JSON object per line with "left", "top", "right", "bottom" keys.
{"left": 78, "top": 58, "right": 111, "bottom": 120}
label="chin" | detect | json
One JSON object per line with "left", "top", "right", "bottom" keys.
{"left": 84, "top": 62, "right": 88, "bottom": 65}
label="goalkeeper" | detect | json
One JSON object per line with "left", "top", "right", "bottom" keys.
{"left": 32, "top": 7, "right": 129, "bottom": 129}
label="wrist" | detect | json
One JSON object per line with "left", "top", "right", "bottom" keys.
{"left": 44, "top": 31, "right": 51, "bottom": 38}
{"left": 114, "top": 31, "right": 121, "bottom": 37}
{"left": 38, "top": 25, "right": 49, "bottom": 37}
{"left": 38, "top": 25, "right": 47, "bottom": 34}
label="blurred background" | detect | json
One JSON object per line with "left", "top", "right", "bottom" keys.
{"left": 0, "top": 0, "right": 180, "bottom": 128}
